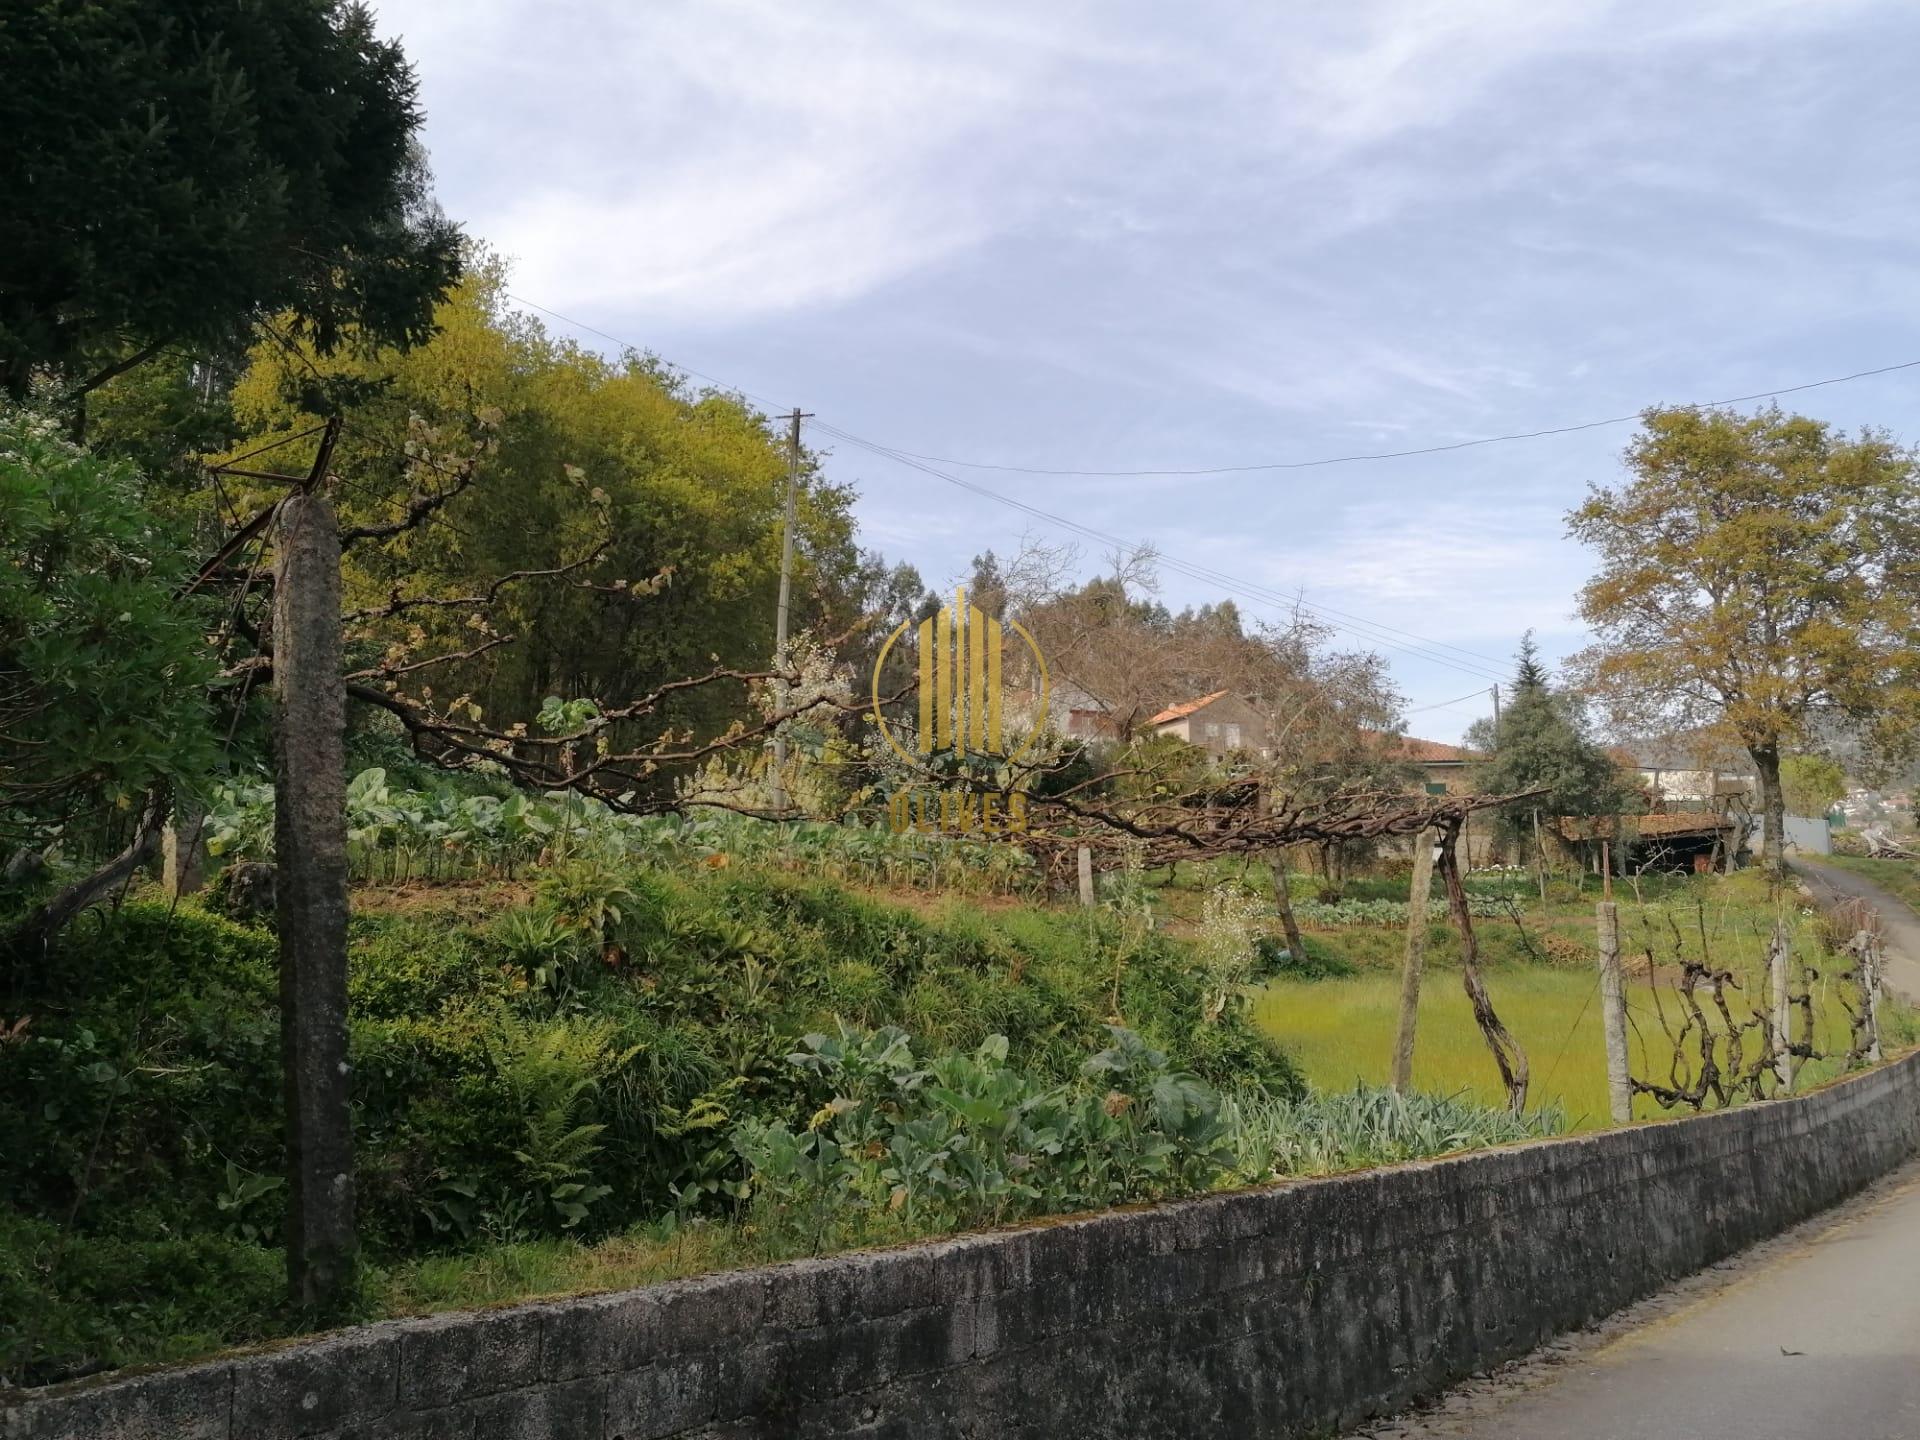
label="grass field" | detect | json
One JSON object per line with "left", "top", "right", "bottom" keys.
{"left": 1253, "top": 921, "right": 1912, "bottom": 1129}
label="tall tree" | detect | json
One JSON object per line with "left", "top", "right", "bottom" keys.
{"left": 0, "top": 406, "right": 216, "bottom": 855}
{"left": 1780, "top": 754, "right": 1847, "bottom": 819}
{"left": 0, "top": 0, "right": 460, "bottom": 399}
{"left": 1467, "top": 633, "right": 1626, "bottom": 853}
{"left": 222, "top": 262, "right": 866, "bottom": 766}
{"left": 1569, "top": 406, "right": 1920, "bottom": 883}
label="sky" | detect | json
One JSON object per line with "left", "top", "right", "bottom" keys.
{"left": 367, "top": 0, "right": 1920, "bottom": 741}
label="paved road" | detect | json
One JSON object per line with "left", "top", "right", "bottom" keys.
{"left": 1346, "top": 860, "right": 1920, "bottom": 1440}
{"left": 1357, "top": 1162, "right": 1920, "bottom": 1440}
{"left": 1794, "top": 856, "right": 1920, "bottom": 1003}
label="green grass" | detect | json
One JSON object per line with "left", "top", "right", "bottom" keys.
{"left": 1253, "top": 884, "right": 1905, "bottom": 1129}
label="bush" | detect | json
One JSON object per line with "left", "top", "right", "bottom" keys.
{"left": 733, "top": 1024, "right": 1236, "bottom": 1241}
{"left": 0, "top": 856, "right": 1308, "bottom": 1379}
{"left": 1253, "top": 934, "right": 1357, "bottom": 980}
{"left": 0, "top": 1211, "right": 287, "bottom": 1388}
{"left": 1226, "top": 1083, "right": 1565, "bottom": 1180}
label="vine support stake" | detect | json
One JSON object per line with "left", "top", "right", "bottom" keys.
{"left": 1391, "top": 827, "right": 1437, "bottom": 1095}
{"left": 1077, "top": 846, "right": 1095, "bottom": 907}
{"left": 1597, "top": 900, "right": 1632, "bottom": 1124}
{"left": 1864, "top": 931, "right": 1884, "bottom": 1064}
{"left": 162, "top": 799, "right": 208, "bottom": 897}
{"left": 1768, "top": 920, "right": 1794, "bottom": 1091}
{"left": 1439, "top": 817, "right": 1528, "bottom": 1112}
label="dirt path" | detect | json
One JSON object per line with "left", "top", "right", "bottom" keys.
{"left": 1793, "top": 856, "right": 1920, "bottom": 1003}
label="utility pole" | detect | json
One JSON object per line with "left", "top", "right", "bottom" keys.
{"left": 770, "top": 408, "right": 810, "bottom": 814}
{"left": 1491, "top": 684, "right": 1500, "bottom": 725}
{"left": 274, "top": 417, "right": 355, "bottom": 1311}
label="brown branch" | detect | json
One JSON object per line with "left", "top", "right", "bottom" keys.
{"left": 2, "top": 789, "right": 168, "bottom": 961}
{"left": 75, "top": 339, "right": 171, "bottom": 396}
{"left": 341, "top": 542, "right": 624, "bottom": 624}
{"left": 338, "top": 454, "right": 477, "bottom": 544}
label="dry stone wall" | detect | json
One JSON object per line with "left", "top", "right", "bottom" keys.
{"left": 7, "top": 1050, "right": 1918, "bottom": 1439}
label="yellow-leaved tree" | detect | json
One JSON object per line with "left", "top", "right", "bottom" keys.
{"left": 1569, "top": 405, "right": 1920, "bottom": 883}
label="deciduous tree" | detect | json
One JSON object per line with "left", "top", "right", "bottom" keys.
{"left": 1569, "top": 406, "right": 1920, "bottom": 883}
{"left": 1780, "top": 754, "right": 1847, "bottom": 819}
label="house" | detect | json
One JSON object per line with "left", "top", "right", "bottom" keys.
{"left": 1147, "top": 691, "right": 1269, "bottom": 760}
{"left": 999, "top": 677, "right": 1118, "bottom": 746}
{"left": 1050, "top": 680, "right": 1120, "bottom": 742}
{"left": 1363, "top": 731, "right": 1475, "bottom": 795}
{"left": 1618, "top": 743, "right": 1754, "bottom": 809}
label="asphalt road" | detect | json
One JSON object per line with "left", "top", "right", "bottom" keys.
{"left": 1348, "top": 857, "right": 1920, "bottom": 1440}
{"left": 1357, "top": 1162, "right": 1920, "bottom": 1439}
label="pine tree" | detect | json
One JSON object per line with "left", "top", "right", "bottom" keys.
{"left": 1472, "top": 634, "right": 1626, "bottom": 846}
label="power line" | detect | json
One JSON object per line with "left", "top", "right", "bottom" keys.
{"left": 510, "top": 288, "right": 1528, "bottom": 687}
{"left": 1404, "top": 687, "right": 1499, "bottom": 716}
{"left": 497, "top": 290, "right": 1515, "bottom": 678}
{"left": 497, "top": 292, "right": 1920, "bottom": 687}
{"left": 809, "top": 418, "right": 1514, "bottom": 684}
{"left": 504, "top": 293, "right": 788, "bottom": 411}
{"left": 853, "top": 358, "right": 1920, "bottom": 477}
{"left": 810, "top": 417, "right": 1512, "bottom": 681}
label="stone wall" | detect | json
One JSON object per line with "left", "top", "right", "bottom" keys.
{"left": 8, "top": 1050, "right": 1918, "bottom": 1440}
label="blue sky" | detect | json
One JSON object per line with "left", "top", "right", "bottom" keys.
{"left": 368, "top": 0, "right": 1920, "bottom": 741}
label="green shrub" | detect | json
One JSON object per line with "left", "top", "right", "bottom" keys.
{"left": 733, "top": 1023, "right": 1236, "bottom": 1241}
{"left": 0, "top": 1210, "right": 287, "bottom": 1388}
{"left": 1253, "top": 934, "right": 1358, "bottom": 980}
{"left": 1226, "top": 1083, "right": 1564, "bottom": 1180}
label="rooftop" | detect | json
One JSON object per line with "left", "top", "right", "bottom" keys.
{"left": 1360, "top": 729, "right": 1474, "bottom": 764}
{"left": 1148, "top": 690, "right": 1230, "bottom": 726}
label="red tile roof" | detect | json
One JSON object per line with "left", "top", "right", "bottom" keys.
{"left": 1361, "top": 729, "right": 1473, "bottom": 764}
{"left": 1148, "top": 690, "right": 1230, "bottom": 726}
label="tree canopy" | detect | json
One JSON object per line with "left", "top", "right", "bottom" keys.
{"left": 0, "top": 406, "right": 216, "bottom": 849}
{"left": 214, "top": 260, "right": 879, "bottom": 758}
{"left": 0, "top": 0, "right": 461, "bottom": 398}
{"left": 1780, "top": 754, "right": 1847, "bottom": 819}
{"left": 1570, "top": 405, "right": 1920, "bottom": 880}
{"left": 1467, "top": 633, "right": 1625, "bottom": 844}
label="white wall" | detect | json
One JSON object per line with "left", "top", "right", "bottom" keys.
{"left": 1784, "top": 814, "right": 1832, "bottom": 856}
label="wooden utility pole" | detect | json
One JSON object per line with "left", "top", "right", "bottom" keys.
{"left": 273, "top": 427, "right": 355, "bottom": 1312}
{"left": 1596, "top": 901, "right": 1631, "bottom": 1123}
{"left": 769, "top": 408, "right": 809, "bottom": 814}
{"left": 1490, "top": 684, "right": 1500, "bottom": 725}
{"left": 1390, "top": 828, "right": 1437, "bottom": 1093}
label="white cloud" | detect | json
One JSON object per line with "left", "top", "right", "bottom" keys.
{"left": 374, "top": 0, "right": 1894, "bottom": 327}
{"left": 367, "top": 0, "right": 1920, "bottom": 718}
